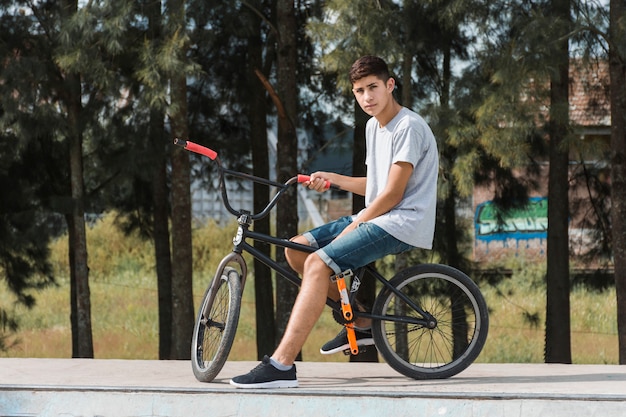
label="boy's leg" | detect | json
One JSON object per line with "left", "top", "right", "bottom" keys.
{"left": 271, "top": 254, "right": 333, "bottom": 365}
{"left": 230, "top": 221, "right": 412, "bottom": 387}
{"left": 229, "top": 253, "right": 332, "bottom": 389}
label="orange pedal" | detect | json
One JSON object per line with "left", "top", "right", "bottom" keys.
{"left": 330, "top": 270, "right": 359, "bottom": 356}
{"left": 345, "top": 324, "right": 359, "bottom": 355}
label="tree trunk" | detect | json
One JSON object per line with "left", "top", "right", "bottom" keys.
{"left": 274, "top": 0, "right": 299, "bottom": 351}
{"left": 545, "top": 0, "right": 571, "bottom": 364}
{"left": 153, "top": 151, "right": 173, "bottom": 360}
{"left": 60, "top": 0, "right": 93, "bottom": 359}
{"left": 609, "top": 0, "right": 626, "bottom": 364}
{"left": 350, "top": 103, "right": 377, "bottom": 362}
{"left": 151, "top": 115, "right": 173, "bottom": 360}
{"left": 66, "top": 213, "right": 79, "bottom": 355}
{"left": 247, "top": 1, "right": 275, "bottom": 360}
{"left": 169, "top": 81, "right": 194, "bottom": 359}
{"left": 145, "top": 0, "right": 173, "bottom": 361}
{"left": 440, "top": 45, "right": 463, "bottom": 271}
{"left": 68, "top": 118, "right": 93, "bottom": 359}
{"left": 352, "top": 102, "right": 368, "bottom": 212}
{"left": 168, "top": 0, "right": 194, "bottom": 360}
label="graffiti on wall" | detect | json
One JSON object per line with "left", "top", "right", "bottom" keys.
{"left": 475, "top": 197, "right": 548, "bottom": 243}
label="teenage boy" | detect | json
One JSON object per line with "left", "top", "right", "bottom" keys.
{"left": 230, "top": 55, "right": 439, "bottom": 388}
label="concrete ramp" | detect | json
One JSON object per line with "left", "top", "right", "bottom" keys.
{"left": 0, "top": 358, "right": 624, "bottom": 417}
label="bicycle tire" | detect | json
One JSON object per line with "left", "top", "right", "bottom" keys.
{"left": 191, "top": 266, "right": 242, "bottom": 382}
{"left": 371, "top": 264, "right": 488, "bottom": 380}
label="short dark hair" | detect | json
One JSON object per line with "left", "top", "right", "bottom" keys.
{"left": 349, "top": 55, "right": 390, "bottom": 84}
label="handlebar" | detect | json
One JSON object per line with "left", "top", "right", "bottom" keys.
{"left": 174, "top": 139, "right": 338, "bottom": 221}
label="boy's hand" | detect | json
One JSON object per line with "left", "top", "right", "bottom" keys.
{"left": 306, "top": 172, "right": 332, "bottom": 192}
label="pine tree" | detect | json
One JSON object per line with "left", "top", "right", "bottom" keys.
{"left": 0, "top": 0, "right": 101, "bottom": 357}
{"left": 0, "top": 4, "right": 58, "bottom": 348}
{"left": 1, "top": 0, "right": 188, "bottom": 358}
{"left": 453, "top": 1, "right": 564, "bottom": 359}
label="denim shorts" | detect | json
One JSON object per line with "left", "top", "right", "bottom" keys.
{"left": 302, "top": 216, "right": 413, "bottom": 274}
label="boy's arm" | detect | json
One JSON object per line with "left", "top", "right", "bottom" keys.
{"left": 350, "top": 161, "right": 413, "bottom": 224}
{"left": 334, "top": 161, "right": 413, "bottom": 240}
{"left": 306, "top": 162, "right": 412, "bottom": 212}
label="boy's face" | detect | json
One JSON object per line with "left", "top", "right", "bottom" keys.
{"left": 351, "top": 75, "right": 395, "bottom": 118}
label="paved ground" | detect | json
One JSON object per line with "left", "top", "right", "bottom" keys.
{"left": 1, "top": 358, "right": 625, "bottom": 397}
{"left": 1, "top": 358, "right": 625, "bottom": 416}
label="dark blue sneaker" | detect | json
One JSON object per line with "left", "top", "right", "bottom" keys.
{"left": 320, "top": 327, "right": 374, "bottom": 355}
{"left": 230, "top": 355, "right": 298, "bottom": 389}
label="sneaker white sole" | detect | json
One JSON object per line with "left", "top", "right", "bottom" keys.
{"left": 229, "top": 379, "right": 299, "bottom": 389}
{"left": 319, "top": 337, "right": 374, "bottom": 355}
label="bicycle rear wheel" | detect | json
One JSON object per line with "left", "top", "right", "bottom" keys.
{"left": 371, "top": 264, "right": 488, "bottom": 380}
{"left": 191, "top": 266, "right": 241, "bottom": 382}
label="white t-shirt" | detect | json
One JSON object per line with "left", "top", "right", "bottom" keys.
{"left": 357, "top": 107, "right": 438, "bottom": 249}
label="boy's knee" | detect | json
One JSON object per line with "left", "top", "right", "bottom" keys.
{"left": 303, "top": 253, "right": 332, "bottom": 276}
{"left": 285, "top": 235, "right": 309, "bottom": 271}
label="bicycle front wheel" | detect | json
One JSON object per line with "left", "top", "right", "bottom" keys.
{"left": 191, "top": 266, "right": 242, "bottom": 382}
{"left": 371, "top": 264, "right": 488, "bottom": 380}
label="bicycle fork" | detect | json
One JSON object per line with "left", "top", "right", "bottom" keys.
{"left": 330, "top": 270, "right": 359, "bottom": 355}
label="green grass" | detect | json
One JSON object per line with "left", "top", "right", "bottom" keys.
{"left": 0, "top": 213, "right": 619, "bottom": 364}
{"left": 477, "top": 258, "right": 618, "bottom": 364}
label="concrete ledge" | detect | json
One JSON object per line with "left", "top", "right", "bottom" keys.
{"left": 0, "top": 358, "right": 624, "bottom": 417}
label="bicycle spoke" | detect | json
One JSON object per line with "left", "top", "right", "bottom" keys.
{"left": 191, "top": 267, "right": 241, "bottom": 382}
{"left": 372, "top": 265, "right": 488, "bottom": 379}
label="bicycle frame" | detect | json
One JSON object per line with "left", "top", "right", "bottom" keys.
{"left": 229, "top": 214, "right": 435, "bottom": 328}
{"left": 175, "top": 138, "right": 436, "bottom": 328}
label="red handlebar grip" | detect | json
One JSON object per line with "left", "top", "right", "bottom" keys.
{"left": 297, "top": 174, "right": 311, "bottom": 183}
{"left": 297, "top": 174, "right": 330, "bottom": 189}
{"left": 175, "top": 139, "right": 218, "bottom": 160}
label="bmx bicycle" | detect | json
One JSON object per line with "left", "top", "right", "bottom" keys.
{"left": 175, "top": 138, "right": 489, "bottom": 383}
